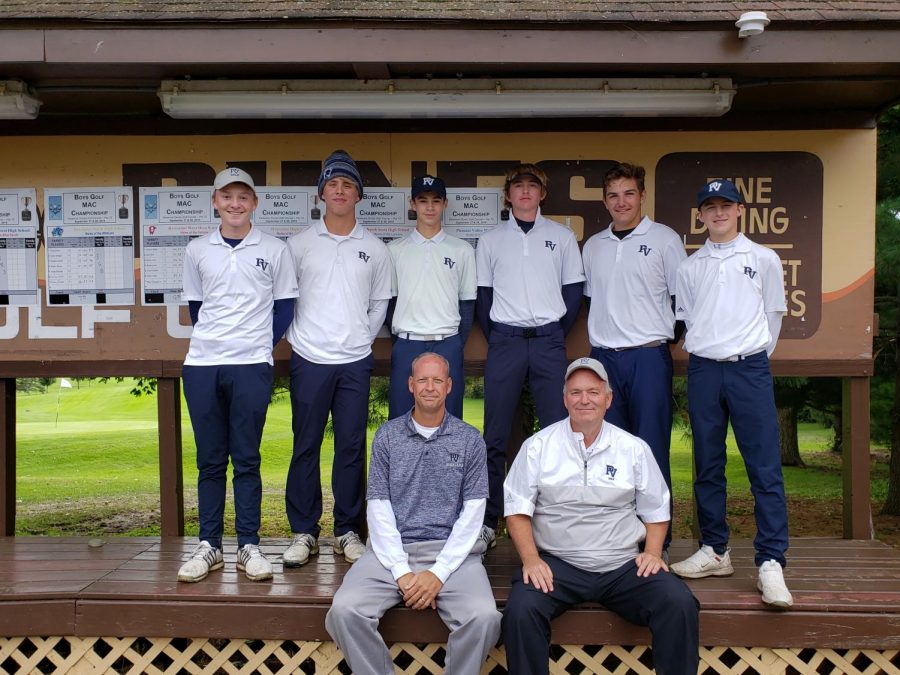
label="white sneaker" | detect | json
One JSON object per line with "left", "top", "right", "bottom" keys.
{"left": 758, "top": 560, "right": 794, "bottom": 608}
{"left": 237, "top": 544, "right": 274, "bottom": 581}
{"left": 480, "top": 524, "right": 497, "bottom": 551}
{"left": 670, "top": 545, "right": 734, "bottom": 579}
{"left": 177, "top": 541, "right": 224, "bottom": 583}
{"left": 334, "top": 531, "right": 366, "bottom": 563}
{"left": 283, "top": 533, "right": 319, "bottom": 568}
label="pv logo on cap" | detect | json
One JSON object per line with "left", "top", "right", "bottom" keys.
{"left": 423, "top": 177, "right": 434, "bottom": 186}
{"left": 230, "top": 168, "right": 242, "bottom": 176}
{"left": 708, "top": 181, "right": 722, "bottom": 192}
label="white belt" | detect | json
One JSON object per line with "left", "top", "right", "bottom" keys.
{"left": 397, "top": 331, "right": 458, "bottom": 342}
{"left": 715, "top": 349, "right": 766, "bottom": 363}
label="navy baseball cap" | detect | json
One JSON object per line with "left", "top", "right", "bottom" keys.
{"left": 696, "top": 179, "right": 743, "bottom": 207}
{"left": 411, "top": 175, "right": 447, "bottom": 199}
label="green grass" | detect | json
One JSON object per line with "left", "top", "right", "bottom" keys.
{"left": 12, "top": 378, "right": 890, "bottom": 537}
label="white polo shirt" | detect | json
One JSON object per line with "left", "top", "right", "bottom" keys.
{"left": 388, "top": 229, "right": 476, "bottom": 336}
{"left": 583, "top": 217, "right": 687, "bottom": 348}
{"left": 286, "top": 220, "right": 392, "bottom": 364}
{"left": 504, "top": 417, "right": 669, "bottom": 573}
{"left": 182, "top": 225, "right": 298, "bottom": 366}
{"left": 676, "top": 233, "right": 786, "bottom": 360}
{"left": 475, "top": 210, "right": 585, "bottom": 327}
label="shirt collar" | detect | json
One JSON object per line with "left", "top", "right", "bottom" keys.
{"left": 566, "top": 417, "right": 611, "bottom": 454}
{"left": 211, "top": 223, "right": 261, "bottom": 248}
{"left": 315, "top": 219, "right": 364, "bottom": 240}
{"left": 410, "top": 228, "right": 447, "bottom": 245}
{"left": 506, "top": 207, "right": 544, "bottom": 233}
{"left": 697, "top": 232, "right": 751, "bottom": 258}
{"left": 404, "top": 408, "right": 453, "bottom": 440}
{"left": 599, "top": 215, "right": 652, "bottom": 240}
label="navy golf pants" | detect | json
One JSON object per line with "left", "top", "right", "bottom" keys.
{"left": 285, "top": 351, "right": 373, "bottom": 539}
{"left": 503, "top": 554, "right": 700, "bottom": 675}
{"left": 592, "top": 343, "right": 674, "bottom": 548}
{"left": 483, "top": 325, "right": 568, "bottom": 529}
{"left": 182, "top": 363, "right": 273, "bottom": 549}
{"left": 687, "top": 351, "right": 789, "bottom": 566}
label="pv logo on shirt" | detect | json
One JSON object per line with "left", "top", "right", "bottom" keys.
{"left": 743, "top": 266, "right": 757, "bottom": 279}
{"left": 545, "top": 241, "right": 557, "bottom": 251}
{"left": 638, "top": 245, "right": 652, "bottom": 257}
{"left": 444, "top": 257, "right": 456, "bottom": 269}
{"left": 256, "top": 258, "right": 269, "bottom": 271}
{"left": 358, "top": 251, "right": 371, "bottom": 263}
{"left": 606, "top": 465, "right": 618, "bottom": 479}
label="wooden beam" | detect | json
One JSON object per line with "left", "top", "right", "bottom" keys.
{"left": 157, "top": 378, "right": 184, "bottom": 537}
{"left": 0, "top": 378, "right": 15, "bottom": 536}
{"left": 352, "top": 63, "right": 391, "bottom": 80}
{"left": 842, "top": 376, "right": 873, "bottom": 539}
{"left": 39, "top": 28, "right": 900, "bottom": 66}
{"left": 0, "top": 356, "right": 876, "bottom": 379}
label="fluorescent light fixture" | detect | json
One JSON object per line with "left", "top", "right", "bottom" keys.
{"left": 159, "top": 78, "right": 734, "bottom": 119}
{"left": 0, "top": 80, "right": 42, "bottom": 119}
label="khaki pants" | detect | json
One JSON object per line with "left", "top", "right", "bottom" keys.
{"left": 325, "top": 540, "right": 501, "bottom": 675}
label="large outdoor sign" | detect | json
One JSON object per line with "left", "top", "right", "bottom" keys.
{"left": 655, "top": 152, "right": 824, "bottom": 340}
{"left": 0, "top": 131, "right": 875, "bottom": 368}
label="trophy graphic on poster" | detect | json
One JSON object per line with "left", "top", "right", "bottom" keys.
{"left": 21, "top": 195, "right": 32, "bottom": 222}
{"left": 119, "top": 193, "right": 130, "bottom": 219}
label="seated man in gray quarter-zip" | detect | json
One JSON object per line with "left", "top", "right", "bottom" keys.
{"left": 502, "top": 357, "right": 699, "bottom": 675}
{"left": 326, "top": 352, "right": 501, "bottom": 675}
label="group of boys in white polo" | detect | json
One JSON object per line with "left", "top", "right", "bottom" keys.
{"left": 178, "top": 155, "right": 793, "bottom": 675}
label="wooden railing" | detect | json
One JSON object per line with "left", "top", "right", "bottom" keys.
{"left": 0, "top": 356, "right": 874, "bottom": 539}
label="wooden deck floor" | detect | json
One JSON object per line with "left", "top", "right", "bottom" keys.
{"left": 1, "top": 536, "right": 899, "bottom": 649}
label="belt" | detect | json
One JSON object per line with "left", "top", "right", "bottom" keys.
{"left": 714, "top": 349, "right": 766, "bottom": 363}
{"left": 490, "top": 321, "right": 560, "bottom": 338}
{"left": 602, "top": 340, "right": 666, "bottom": 352}
{"left": 397, "top": 331, "right": 458, "bottom": 342}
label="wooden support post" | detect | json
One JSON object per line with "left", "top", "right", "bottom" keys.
{"left": 0, "top": 378, "right": 15, "bottom": 536}
{"left": 842, "top": 376, "right": 873, "bottom": 539}
{"left": 157, "top": 377, "right": 184, "bottom": 537}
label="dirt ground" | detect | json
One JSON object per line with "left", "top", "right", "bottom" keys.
{"left": 673, "top": 496, "right": 900, "bottom": 549}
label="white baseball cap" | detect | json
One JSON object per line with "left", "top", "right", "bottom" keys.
{"left": 565, "top": 357, "right": 609, "bottom": 382}
{"left": 213, "top": 167, "right": 255, "bottom": 191}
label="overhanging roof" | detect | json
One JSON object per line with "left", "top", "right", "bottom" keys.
{"left": 1, "top": 2, "right": 900, "bottom": 132}
{"left": 2, "top": 1, "right": 900, "bottom": 22}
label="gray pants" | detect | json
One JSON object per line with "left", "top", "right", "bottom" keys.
{"left": 326, "top": 540, "right": 501, "bottom": 675}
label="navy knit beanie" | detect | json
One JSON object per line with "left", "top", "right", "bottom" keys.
{"left": 318, "top": 150, "right": 364, "bottom": 198}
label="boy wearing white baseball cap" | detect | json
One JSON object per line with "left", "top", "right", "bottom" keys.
{"left": 178, "top": 166, "right": 298, "bottom": 583}
{"left": 670, "top": 179, "right": 792, "bottom": 609}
